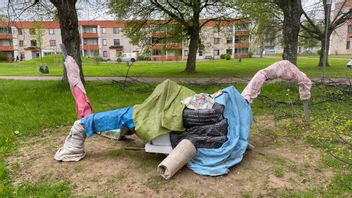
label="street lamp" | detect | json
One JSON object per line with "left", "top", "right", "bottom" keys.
{"left": 323, "top": 0, "right": 332, "bottom": 79}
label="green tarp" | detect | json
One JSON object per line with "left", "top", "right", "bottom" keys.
{"left": 133, "top": 79, "right": 195, "bottom": 141}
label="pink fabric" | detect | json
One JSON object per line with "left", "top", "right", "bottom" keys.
{"left": 72, "top": 86, "right": 93, "bottom": 119}
{"left": 65, "top": 56, "right": 86, "bottom": 93}
{"left": 64, "top": 56, "right": 94, "bottom": 119}
{"left": 241, "top": 60, "right": 312, "bottom": 103}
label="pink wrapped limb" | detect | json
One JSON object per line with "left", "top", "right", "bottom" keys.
{"left": 64, "top": 56, "right": 93, "bottom": 118}
{"left": 241, "top": 60, "right": 312, "bottom": 103}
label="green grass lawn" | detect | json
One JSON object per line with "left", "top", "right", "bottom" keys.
{"left": 1, "top": 79, "right": 351, "bottom": 197}
{"left": 0, "top": 55, "right": 351, "bottom": 78}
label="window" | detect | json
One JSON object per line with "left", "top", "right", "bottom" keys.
{"left": 213, "top": 26, "right": 220, "bottom": 33}
{"left": 349, "top": 25, "right": 352, "bottom": 33}
{"left": 30, "top": 40, "right": 37, "bottom": 47}
{"left": 214, "top": 38, "right": 221, "bottom": 44}
{"left": 184, "top": 50, "right": 188, "bottom": 56}
{"left": 102, "top": 39, "right": 107, "bottom": 46}
{"left": 18, "top": 28, "right": 22, "bottom": 35}
{"left": 347, "top": 41, "right": 350, "bottom": 49}
{"left": 103, "top": 51, "right": 108, "bottom": 57}
{"left": 49, "top": 40, "right": 56, "bottom": 46}
{"left": 226, "top": 37, "right": 233, "bottom": 44}
{"left": 101, "top": 28, "right": 106, "bottom": 34}
{"left": 227, "top": 26, "right": 233, "bottom": 32}
{"left": 152, "top": 49, "right": 161, "bottom": 55}
{"left": 48, "top": 29, "right": 55, "bottom": 35}
{"left": 113, "top": 28, "right": 120, "bottom": 34}
{"left": 213, "top": 49, "right": 220, "bottom": 56}
{"left": 198, "top": 50, "right": 203, "bottom": 56}
{"left": 19, "top": 40, "right": 24, "bottom": 47}
{"left": 0, "top": 27, "right": 11, "bottom": 34}
{"left": 113, "top": 39, "right": 120, "bottom": 46}
{"left": 29, "top": 29, "right": 36, "bottom": 35}
{"left": 235, "top": 48, "right": 249, "bottom": 54}
{"left": 226, "top": 49, "right": 232, "bottom": 55}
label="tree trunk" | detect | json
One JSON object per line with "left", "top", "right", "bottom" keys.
{"left": 318, "top": 34, "right": 330, "bottom": 67}
{"left": 184, "top": 28, "right": 200, "bottom": 73}
{"left": 260, "top": 48, "right": 264, "bottom": 58}
{"left": 50, "top": 0, "right": 84, "bottom": 83}
{"left": 274, "top": 0, "right": 302, "bottom": 65}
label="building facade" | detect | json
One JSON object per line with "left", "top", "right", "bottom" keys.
{"left": 330, "top": 0, "right": 352, "bottom": 55}
{"left": 0, "top": 19, "right": 249, "bottom": 61}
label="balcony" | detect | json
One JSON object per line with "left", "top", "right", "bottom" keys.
{"left": 152, "top": 43, "right": 182, "bottom": 49}
{"left": 24, "top": 46, "right": 40, "bottom": 51}
{"left": 235, "top": 30, "right": 249, "bottom": 36}
{"left": 81, "top": 45, "right": 99, "bottom": 50}
{"left": 234, "top": 42, "right": 249, "bottom": 48}
{"left": 152, "top": 32, "right": 171, "bottom": 37}
{"left": 0, "top": 46, "right": 14, "bottom": 51}
{"left": 81, "top": 33, "right": 98, "bottom": 38}
{"left": 109, "top": 45, "right": 123, "bottom": 51}
{"left": 0, "top": 34, "right": 12, "bottom": 39}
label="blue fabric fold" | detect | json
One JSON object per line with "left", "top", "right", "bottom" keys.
{"left": 187, "top": 86, "right": 252, "bottom": 176}
{"left": 80, "top": 107, "right": 135, "bottom": 137}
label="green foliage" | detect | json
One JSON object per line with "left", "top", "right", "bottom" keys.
{"left": 307, "top": 113, "right": 352, "bottom": 166}
{"left": 0, "top": 52, "right": 8, "bottom": 62}
{"left": 220, "top": 54, "right": 231, "bottom": 60}
{"left": 236, "top": 0, "right": 281, "bottom": 52}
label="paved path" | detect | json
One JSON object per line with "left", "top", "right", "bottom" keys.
{"left": 1, "top": 75, "right": 351, "bottom": 85}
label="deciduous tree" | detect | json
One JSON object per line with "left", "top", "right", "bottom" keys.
{"left": 109, "top": 0, "right": 236, "bottom": 73}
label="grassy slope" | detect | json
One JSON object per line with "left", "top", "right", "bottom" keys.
{"left": 0, "top": 80, "right": 351, "bottom": 197}
{"left": 0, "top": 55, "right": 351, "bottom": 78}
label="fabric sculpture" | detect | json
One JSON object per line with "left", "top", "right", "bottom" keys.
{"left": 55, "top": 57, "right": 312, "bottom": 178}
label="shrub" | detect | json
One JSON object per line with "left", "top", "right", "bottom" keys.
{"left": 137, "top": 55, "right": 151, "bottom": 61}
{"left": 225, "top": 54, "right": 231, "bottom": 60}
{"left": 0, "top": 52, "right": 8, "bottom": 62}
{"left": 220, "top": 54, "right": 226, "bottom": 59}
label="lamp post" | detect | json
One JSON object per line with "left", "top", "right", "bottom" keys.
{"left": 323, "top": 0, "right": 332, "bottom": 79}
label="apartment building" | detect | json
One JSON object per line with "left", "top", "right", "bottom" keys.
{"left": 0, "top": 19, "right": 249, "bottom": 61}
{"left": 330, "top": 0, "right": 352, "bottom": 55}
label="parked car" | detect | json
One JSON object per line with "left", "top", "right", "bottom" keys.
{"left": 263, "top": 49, "right": 275, "bottom": 55}
{"left": 120, "top": 53, "right": 137, "bottom": 62}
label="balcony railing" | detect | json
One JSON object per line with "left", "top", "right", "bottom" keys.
{"left": 81, "top": 45, "right": 99, "bottom": 50}
{"left": 152, "top": 43, "right": 182, "bottom": 49}
{"left": 0, "top": 34, "right": 12, "bottom": 39}
{"left": 235, "top": 30, "right": 249, "bottom": 36}
{"left": 81, "top": 33, "right": 98, "bottom": 38}
{"left": 0, "top": 46, "right": 14, "bottom": 51}
{"left": 234, "top": 42, "right": 249, "bottom": 48}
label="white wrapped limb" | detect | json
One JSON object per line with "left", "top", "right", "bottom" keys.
{"left": 54, "top": 120, "right": 86, "bottom": 162}
{"left": 157, "top": 139, "right": 196, "bottom": 179}
{"left": 241, "top": 60, "right": 312, "bottom": 103}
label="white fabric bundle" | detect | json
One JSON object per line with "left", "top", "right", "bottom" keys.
{"left": 54, "top": 120, "right": 86, "bottom": 162}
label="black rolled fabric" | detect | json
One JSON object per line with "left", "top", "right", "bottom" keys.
{"left": 170, "top": 119, "right": 228, "bottom": 149}
{"left": 183, "top": 103, "right": 224, "bottom": 128}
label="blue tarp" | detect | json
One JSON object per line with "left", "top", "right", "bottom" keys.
{"left": 188, "top": 86, "right": 252, "bottom": 176}
{"left": 80, "top": 107, "right": 135, "bottom": 137}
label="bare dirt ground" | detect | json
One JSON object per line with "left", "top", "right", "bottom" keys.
{"left": 7, "top": 116, "right": 334, "bottom": 197}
